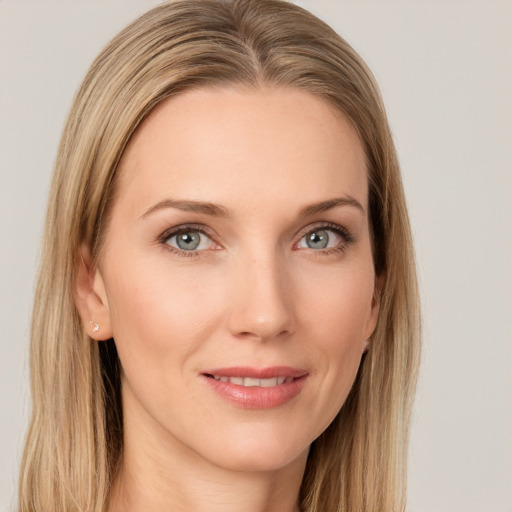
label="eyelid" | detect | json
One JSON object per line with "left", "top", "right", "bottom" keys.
{"left": 157, "top": 221, "right": 354, "bottom": 257}
{"left": 158, "top": 223, "right": 216, "bottom": 241}
{"left": 158, "top": 223, "right": 221, "bottom": 255}
{"left": 293, "top": 221, "right": 355, "bottom": 252}
{"left": 295, "top": 221, "right": 353, "bottom": 243}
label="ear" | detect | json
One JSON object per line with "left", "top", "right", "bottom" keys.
{"left": 363, "top": 272, "right": 384, "bottom": 348}
{"left": 74, "top": 244, "right": 113, "bottom": 341}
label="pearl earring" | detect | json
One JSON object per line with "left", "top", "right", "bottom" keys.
{"left": 89, "top": 320, "right": 100, "bottom": 332}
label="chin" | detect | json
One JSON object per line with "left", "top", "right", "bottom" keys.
{"left": 191, "top": 424, "right": 312, "bottom": 474}
{"left": 209, "top": 443, "right": 309, "bottom": 474}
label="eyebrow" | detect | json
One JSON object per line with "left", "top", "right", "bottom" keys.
{"left": 298, "top": 196, "right": 365, "bottom": 217}
{"left": 140, "top": 195, "right": 364, "bottom": 220}
{"left": 140, "top": 199, "right": 229, "bottom": 219}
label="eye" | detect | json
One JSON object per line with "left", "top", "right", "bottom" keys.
{"left": 164, "top": 227, "right": 218, "bottom": 252}
{"left": 296, "top": 225, "right": 349, "bottom": 251}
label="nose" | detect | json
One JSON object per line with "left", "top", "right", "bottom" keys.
{"left": 226, "top": 253, "right": 295, "bottom": 342}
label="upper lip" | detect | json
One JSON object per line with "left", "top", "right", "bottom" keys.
{"left": 202, "top": 366, "right": 308, "bottom": 379}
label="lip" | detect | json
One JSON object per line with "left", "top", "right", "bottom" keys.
{"left": 201, "top": 366, "right": 309, "bottom": 409}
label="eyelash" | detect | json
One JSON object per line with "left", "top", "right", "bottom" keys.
{"left": 295, "top": 222, "right": 355, "bottom": 256}
{"left": 158, "top": 223, "right": 218, "bottom": 258}
{"left": 158, "top": 222, "right": 354, "bottom": 258}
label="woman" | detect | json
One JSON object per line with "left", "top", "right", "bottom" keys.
{"left": 19, "top": 0, "right": 421, "bottom": 511}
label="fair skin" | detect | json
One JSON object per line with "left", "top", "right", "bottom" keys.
{"left": 76, "top": 86, "right": 380, "bottom": 512}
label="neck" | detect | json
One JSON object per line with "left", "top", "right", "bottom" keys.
{"left": 109, "top": 459, "right": 305, "bottom": 512}
{"left": 107, "top": 388, "right": 307, "bottom": 512}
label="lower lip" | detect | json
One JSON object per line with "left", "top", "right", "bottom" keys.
{"left": 201, "top": 375, "right": 308, "bottom": 409}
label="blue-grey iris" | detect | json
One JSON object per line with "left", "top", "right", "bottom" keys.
{"left": 176, "top": 231, "right": 201, "bottom": 250}
{"left": 307, "top": 230, "right": 329, "bottom": 249}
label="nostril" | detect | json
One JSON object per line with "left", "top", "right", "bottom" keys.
{"left": 236, "top": 328, "right": 290, "bottom": 342}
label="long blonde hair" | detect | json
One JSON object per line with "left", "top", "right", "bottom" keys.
{"left": 19, "top": 1, "right": 421, "bottom": 510}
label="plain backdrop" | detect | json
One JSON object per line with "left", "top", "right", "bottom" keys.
{"left": 1, "top": 1, "right": 511, "bottom": 511}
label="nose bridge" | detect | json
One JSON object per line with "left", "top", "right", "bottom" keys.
{"left": 227, "top": 246, "right": 294, "bottom": 341}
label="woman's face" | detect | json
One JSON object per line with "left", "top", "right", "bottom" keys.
{"left": 91, "top": 86, "right": 380, "bottom": 472}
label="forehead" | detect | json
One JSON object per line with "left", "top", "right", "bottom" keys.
{"left": 116, "top": 86, "right": 368, "bottom": 215}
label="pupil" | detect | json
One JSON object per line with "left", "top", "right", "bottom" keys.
{"left": 307, "top": 230, "right": 329, "bottom": 249}
{"left": 177, "top": 231, "right": 200, "bottom": 250}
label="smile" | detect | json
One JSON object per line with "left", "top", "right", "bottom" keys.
{"left": 201, "top": 366, "right": 308, "bottom": 409}
{"left": 207, "top": 375, "right": 295, "bottom": 387}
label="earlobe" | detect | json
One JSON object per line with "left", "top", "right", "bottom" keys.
{"left": 74, "top": 244, "right": 113, "bottom": 341}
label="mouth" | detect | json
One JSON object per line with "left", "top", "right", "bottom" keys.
{"left": 204, "top": 374, "right": 295, "bottom": 387}
{"left": 200, "top": 367, "right": 308, "bottom": 409}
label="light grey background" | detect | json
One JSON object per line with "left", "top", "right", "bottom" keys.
{"left": 1, "top": 1, "right": 511, "bottom": 511}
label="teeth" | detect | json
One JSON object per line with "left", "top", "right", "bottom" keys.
{"left": 259, "top": 377, "right": 277, "bottom": 387}
{"left": 211, "top": 375, "right": 293, "bottom": 387}
{"left": 243, "top": 377, "right": 260, "bottom": 387}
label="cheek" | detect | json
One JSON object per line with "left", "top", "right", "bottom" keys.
{"left": 103, "top": 258, "right": 224, "bottom": 381}
{"left": 298, "top": 259, "right": 375, "bottom": 344}
{"left": 296, "top": 261, "right": 374, "bottom": 423}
